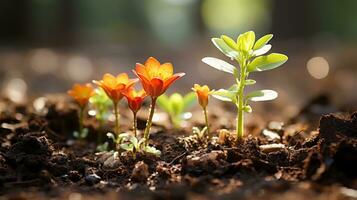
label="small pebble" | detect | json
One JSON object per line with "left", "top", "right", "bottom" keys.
{"left": 85, "top": 173, "right": 101, "bottom": 185}
{"left": 131, "top": 161, "right": 149, "bottom": 183}
{"left": 268, "top": 121, "right": 284, "bottom": 130}
{"left": 259, "top": 144, "right": 285, "bottom": 153}
{"left": 262, "top": 129, "right": 281, "bottom": 141}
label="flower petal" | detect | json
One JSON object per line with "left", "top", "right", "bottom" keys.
{"left": 145, "top": 57, "right": 160, "bottom": 79}
{"left": 150, "top": 78, "right": 164, "bottom": 98}
{"left": 116, "top": 73, "right": 129, "bottom": 83}
{"left": 103, "top": 73, "right": 117, "bottom": 87}
{"left": 134, "top": 71, "right": 154, "bottom": 95}
{"left": 159, "top": 63, "right": 173, "bottom": 79}
{"left": 135, "top": 63, "right": 148, "bottom": 77}
{"left": 162, "top": 73, "right": 185, "bottom": 92}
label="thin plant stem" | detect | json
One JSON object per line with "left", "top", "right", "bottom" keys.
{"left": 133, "top": 112, "right": 137, "bottom": 137}
{"left": 79, "top": 107, "right": 84, "bottom": 138}
{"left": 113, "top": 101, "right": 120, "bottom": 136}
{"left": 144, "top": 97, "right": 157, "bottom": 146}
{"left": 236, "top": 57, "right": 247, "bottom": 140}
{"left": 97, "top": 118, "right": 104, "bottom": 144}
{"left": 203, "top": 108, "right": 211, "bottom": 139}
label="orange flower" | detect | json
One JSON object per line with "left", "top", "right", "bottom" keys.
{"left": 133, "top": 57, "right": 185, "bottom": 98}
{"left": 93, "top": 73, "right": 138, "bottom": 103}
{"left": 123, "top": 88, "right": 147, "bottom": 113}
{"left": 192, "top": 84, "right": 211, "bottom": 109}
{"left": 67, "top": 83, "right": 95, "bottom": 107}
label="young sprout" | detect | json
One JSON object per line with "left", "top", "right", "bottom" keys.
{"left": 67, "top": 83, "right": 95, "bottom": 139}
{"left": 89, "top": 88, "right": 112, "bottom": 129}
{"left": 122, "top": 88, "right": 147, "bottom": 137}
{"left": 192, "top": 84, "right": 212, "bottom": 138}
{"left": 93, "top": 73, "right": 138, "bottom": 137}
{"left": 133, "top": 57, "right": 185, "bottom": 146}
{"left": 157, "top": 92, "right": 196, "bottom": 128}
{"left": 115, "top": 133, "right": 161, "bottom": 157}
{"left": 202, "top": 31, "right": 288, "bottom": 140}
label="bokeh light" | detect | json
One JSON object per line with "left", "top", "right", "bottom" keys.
{"left": 306, "top": 57, "right": 330, "bottom": 79}
{"left": 66, "top": 56, "right": 94, "bottom": 82}
{"left": 201, "top": 0, "right": 270, "bottom": 34}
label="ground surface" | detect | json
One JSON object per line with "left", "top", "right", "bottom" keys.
{"left": 0, "top": 95, "right": 356, "bottom": 200}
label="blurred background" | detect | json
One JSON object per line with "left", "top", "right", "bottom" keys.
{"left": 0, "top": 0, "right": 356, "bottom": 120}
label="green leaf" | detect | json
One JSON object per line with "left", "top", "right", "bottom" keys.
{"left": 157, "top": 94, "right": 173, "bottom": 115}
{"left": 252, "top": 44, "right": 271, "bottom": 56}
{"left": 253, "top": 34, "right": 273, "bottom": 50}
{"left": 211, "top": 38, "right": 239, "bottom": 58}
{"left": 245, "top": 79, "right": 256, "bottom": 85}
{"left": 144, "top": 146, "right": 161, "bottom": 156}
{"left": 228, "top": 84, "right": 238, "bottom": 91}
{"left": 245, "top": 90, "right": 278, "bottom": 102}
{"left": 170, "top": 93, "right": 184, "bottom": 116}
{"left": 212, "top": 89, "right": 237, "bottom": 103}
{"left": 243, "top": 105, "right": 252, "bottom": 113}
{"left": 129, "top": 135, "right": 138, "bottom": 147}
{"left": 221, "top": 35, "right": 238, "bottom": 50}
{"left": 237, "top": 31, "right": 255, "bottom": 52}
{"left": 96, "top": 142, "right": 109, "bottom": 152}
{"left": 202, "top": 57, "right": 236, "bottom": 74}
{"left": 247, "top": 53, "right": 288, "bottom": 72}
{"left": 183, "top": 92, "right": 196, "bottom": 110}
{"left": 120, "top": 143, "right": 134, "bottom": 151}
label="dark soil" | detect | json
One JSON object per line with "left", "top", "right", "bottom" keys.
{"left": 0, "top": 95, "right": 356, "bottom": 200}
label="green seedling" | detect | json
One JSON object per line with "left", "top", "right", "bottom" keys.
{"left": 89, "top": 88, "right": 112, "bottom": 127}
{"left": 157, "top": 92, "right": 196, "bottom": 128}
{"left": 107, "top": 132, "right": 161, "bottom": 157}
{"left": 89, "top": 88, "right": 112, "bottom": 143}
{"left": 202, "top": 31, "right": 288, "bottom": 140}
{"left": 73, "top": 128, "right": 89, "bottom": 139}
{"left": 96, "top": 142, "right": 109, "bottom": 152}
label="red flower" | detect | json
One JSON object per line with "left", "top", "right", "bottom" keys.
{"left": 133, "top": 57, "right": 185, "bottom": 98}
{"left": 123, "top": 88, "right": 147, "bottom": 113}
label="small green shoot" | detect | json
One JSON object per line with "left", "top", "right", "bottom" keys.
{"left": 89, "top": 88, "right": 112, "bottom": 126}
{"left": 73, "top": 128, "right": 89, "bottom": 139}
{"left": 202, "top": 31, "right": 288, "bottom": 140}
{"left": 96, "top": 142, "right": 109, "bottom": 152}
{"left": 107, "top": 132, "right": 161, "bottom": 157}
{"left": 157, "top": 92, "right": 196, "bottom": 128}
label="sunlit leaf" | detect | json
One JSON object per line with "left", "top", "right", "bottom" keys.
{"left": 245, "top": 90, "right": 278, "bottom": 102}
{"left": 211, "top": 38, "right": 239, "bottom": 58}
{"left": 243, "top": 105, "right": 252, "bottom": 113}
{"left": 252, "top": 44, "right": 271, "bottom": 56}
{"left": 253, "top": 34, "right": 273, "bottom": 50}
{"left": 202, "top": 57, "right": 236, "bottom": 74}
{"left": 157, "top": 94, "right": 173, "bottom": 115}
{"left": 212, "top": 89, "right": 237, "bottom": 103}
{"left": 221, "top": 35, "right": 238, "bottom": 50}
{"left": 237, "top": 31, "right": 255, "bottom": 52}
{"left": 120, "top": 143, "right": 134, "bottom": 151}
{"left": 247, "top": 53, "right": 288, "bottom": 72}
{"left": 183, "top": 92, "right": 197, "bottom": 110}
{"left": 170, "top": 93, "right": 184, "bottom": 116}
{"left": 144, "top": 146, "right": 161, "bottom": 156}
{"left": 228, "top": 84, "right": 238, "bottom": 91}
